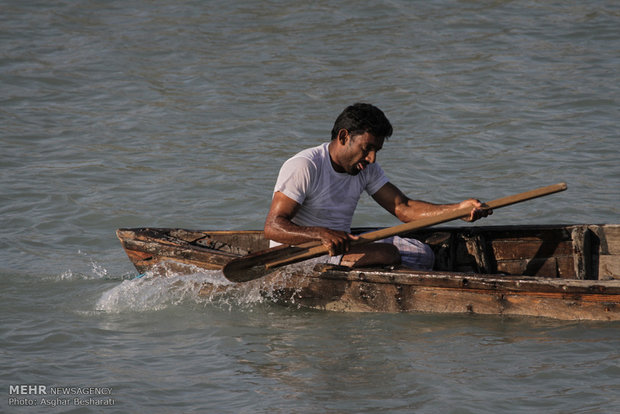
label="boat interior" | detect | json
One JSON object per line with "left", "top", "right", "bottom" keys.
{"left": 118, "top": 224, "right": 619, "bottom": 280}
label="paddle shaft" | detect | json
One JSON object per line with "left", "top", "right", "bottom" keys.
{"left": 263, "top": 182, "right": 567, "bottom": 269}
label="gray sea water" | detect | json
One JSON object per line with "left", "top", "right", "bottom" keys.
{"left": 2, "top": 0, "right": 619, "bottom": 412}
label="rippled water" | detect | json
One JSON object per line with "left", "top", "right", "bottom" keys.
{"left": 1, "top": 0, "right": 619, "bottom": 412}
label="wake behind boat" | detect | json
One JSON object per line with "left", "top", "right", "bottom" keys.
{"left": 116, "top": 224, "right": 620, "bottom": 321}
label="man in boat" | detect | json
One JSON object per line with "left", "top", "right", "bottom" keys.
{"left": 264, "top": 103, "right": 491, "bottom": 269}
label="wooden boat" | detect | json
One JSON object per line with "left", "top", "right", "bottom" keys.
{"left": 116, "top": 224, "right": 620, "bottom": 321}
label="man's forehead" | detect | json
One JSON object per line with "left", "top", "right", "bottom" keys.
{"left": 354, "top": 132, "right": 384, "bottom": 148}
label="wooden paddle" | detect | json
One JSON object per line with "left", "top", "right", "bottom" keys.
{"left": 223, "top": 182, "right": 567, "bottom": 282}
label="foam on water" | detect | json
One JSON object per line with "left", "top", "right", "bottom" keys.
{"left": 94, "top": 262, "right": 314, "bottom": 314}
{"left": 92, "top": 266, "right": 299, "bottom": 313}
{"left": 96, "top": 271, "right": 224, "bottom": 313}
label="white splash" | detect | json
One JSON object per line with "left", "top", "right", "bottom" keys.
{"left": 94, "top": 261, "right": 312, "bottom": 314}
{"left": 93, "top": 265, "right": 273, "bottom": 313}
{"left": 55, "top": 250, "right": 111, "bottom": 281}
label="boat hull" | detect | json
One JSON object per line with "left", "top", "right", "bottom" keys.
{"left": 117, "top": 224, "right": 620, "bottom": 320}
{"left": 243, "top": 265, "right": 620, "bottom": 321}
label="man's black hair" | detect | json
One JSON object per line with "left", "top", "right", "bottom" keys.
{"left": 330, "top": 103, "right": 393, "bottom": 140}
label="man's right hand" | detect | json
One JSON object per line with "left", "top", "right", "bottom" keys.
{"left": 264, "top": 192, "right": 360, "bottom": 254}
{"left": 316, "top": 228, "right": 360, "bottom": 256}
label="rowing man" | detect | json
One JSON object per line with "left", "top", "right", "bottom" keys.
{"left": 264, "top": 103, "right": 491, "bottom": 269}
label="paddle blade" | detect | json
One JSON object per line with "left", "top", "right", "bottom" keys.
{"left": 222, "top": 260, "right": 269, "bottom": 283}
{"left": 223, "top": 243, "right": 319, "bottom": 282}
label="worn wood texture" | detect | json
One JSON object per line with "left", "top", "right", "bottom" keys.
{"left": 599, "top": 256, "right": 620, "bottom": 280}
{"left": 261, "top": 266, "right": 620, "bottom": 320}
{"left": 116, "top": 228, "right": 267, "bottom": 274}
{"left": 595, "top": 225, "right": 620, "bottom": 280}
{"left": 601, "top": 225, "right": 620, "bottom": 255}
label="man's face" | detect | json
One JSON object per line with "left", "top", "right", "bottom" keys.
{"left": 341, "top": 131, "right": 384, "bottom": 175}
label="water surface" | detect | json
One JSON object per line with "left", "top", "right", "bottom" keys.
{"left": 1, "top": 0, "right": 619, "bottom": 412}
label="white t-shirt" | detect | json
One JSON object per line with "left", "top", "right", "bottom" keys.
{"left": 273, "top": 142, "right": 389, "bottom": 233}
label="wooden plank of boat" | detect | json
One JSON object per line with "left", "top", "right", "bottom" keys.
{"left": 115, "top": 228, "right": 267, "bottom": 273}
{"left": 116, "top": 224, "right": 620, "bottom": 320}
{"left": 242, "top": 265, "right": 620, "bottom": 321}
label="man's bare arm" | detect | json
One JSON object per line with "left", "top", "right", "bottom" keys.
{"left": 371, "top": 182, "right": 492, "bottom": 223}
{"left": 263, "top": 191, "right": 358, "bottom": 255}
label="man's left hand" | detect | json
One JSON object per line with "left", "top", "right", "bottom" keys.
{"left": 459, "top": 198, "right": 493, "bottom": 222}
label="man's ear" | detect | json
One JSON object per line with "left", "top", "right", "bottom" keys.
{"left": 337, "top": 129, "right": 349, "bottom": 145}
